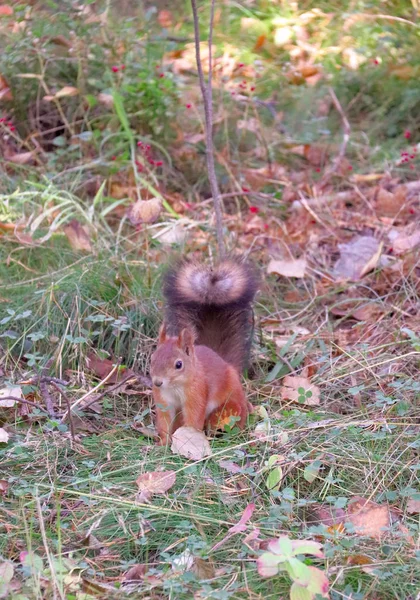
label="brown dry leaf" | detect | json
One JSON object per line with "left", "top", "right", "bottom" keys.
{"left": 304, "top": 143, "right": 328, "bottom": 166}
{"left": 86, "top": 353, "right": 131, "bottom": 383}
{"left": 97, "top": 92, "right": 114, "bottom": 108}
{"left": 194, "top": 558, "right": 216, "bottom": 580}
{"left": 406, "top": 498, "right": 420, "bottom": 514}
{"left": 127, "top": 198, "right": 162, "bottom": 225}
{"left": 0, "top": 480, "right": 8, "bottom": 495}
{"left": 158, "top": 10, "right": 173, "bottom": 28}
{"left": 0, "top": 428, "right": 9, "bottom": 443}
{"left": 0, "top": 5, "right": 13, "bottom": 16}
{"left": 56, "top": 85, "right": 79, "bottom": 98}
{"left": 123, "top": 564, "right": 148, "bottom": 582}
{"left": 171, "top": 426, "right": 212, "bottom": 460}
{"left": 346, "top": 497, "right": 390, "bottom": 539}
{"left": 136, "top": 470, "right": 176, "bottom": 502}
{"left": 267, "top": 257, "right": 307, "bottom": 278}
{"left": 63, "top": 220, "right": 92, "bottom": 252}
{"left": 280, "top": 375, "right": 320, "bottom": 406}
{"left": 6, "top": 151, "right": 36, "bottom": 165}
{"left": 109, "top": 182, "right": 136, "bottom": 200}
{"left": 0, "top": 385, "right": 22, "bottom": 407}
{"left": 376, "top": 186, "right": 406, "bottom": 218}
{"left": 44, "top": 86, "right": 79, "bottom": 101}
{"left": 333, "top": 236, "right": 383, "bottom": 281}
{"left": 390, "top": 229, "right": 420, "bottom": 255}
{"left": 218, "top": 460, "right": 242, "bottom": 474}
{"left": 0, "top": 73, "right": 12, "bottom": 101}
{"left": 346, "top": 554, "right": 373, "bottom": 566}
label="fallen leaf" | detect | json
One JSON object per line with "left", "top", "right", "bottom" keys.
{"left": 0, "top": 428, "right": 9, "bottom": 443}
{"left": 63, "top": 220, "right": 92, "bottom": 252}
{"left": 376, "top": 186, "right": 406, "bottom": 218}
{"left": 390, "top": 229, "right": 420, "bottom": 255}
{"left": 153, "top": 222, "right": 187, "bottom": 245}
{"left": 44, "top": 86, "right": 79, "bottom": 101}
{"left": 406, "top": 497, "right": 420, "bottom": 514}
{"left": 123, "top": 564, "right": 148, "bottom": 582}
{"left": 127, "top": 198, "right": 162, "bottom": 225}
{"left": 0, "top": 480, "right": 8, "bottom": 495}
{"left": 97, "top": 92, "right": 114, "bottom": 108}
{"left": 267, "top": 257, "right": 307, "bottom": 278}
{"left": 136, "top": 470, "right": 176, "bottom": 502}
{"left": 0, "top": 5, "right": 14, "bottom": 16}
{"left": 346, "top": 497, "right": 390, "bottom": 539}
{"left": 172, "top": 549, "right": 194, "bottom": 572}
{"left": 171, "top": 426, "right": 212, "bottom": 460}
{"left": 218, "top": 460, "right": 242, "bottom": 474}
{"left": 158, "top": 10, "right": 173, "bottom": 28}
{"left": 230, "top": 503, "right": 255, "bottom": 533}
{"left": 0, "top": 73, "right": 12, "bottom": 101}
{"left": 333, "top": 236, "right": 382, "bottom": 281}
{"left": 194, "top": 557, "right": 216, "bottom": 580}
{"left": 280, "top": 376, "right": 320, "bottom": 406}
{"left": 0, "top": 385, "right": 22, "bottom": 407}
{"left": 6, "top": 151, "right": 36, "bottom": 165}
{"left": 0, "top": 561, "right": 13, "bottom": 584}
{"left": 86, "top": 353, "right": 131, "bottom": 383}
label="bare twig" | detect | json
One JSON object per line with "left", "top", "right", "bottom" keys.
{"left": 0, "top": 396, "right": 51, "bottom": 415}
{"left": 318, "top": 87, "right": 351, "bottom": 189}
{"left": 190, "top": 0, "right": 225, "bottom": 256}
{"left": 60, "top": 358, "right": 122, "bottom": 422}
{"left": 50, "top": 382, "right": 76, "bottom": 441}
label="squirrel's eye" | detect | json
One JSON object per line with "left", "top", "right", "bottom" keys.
{"left": 175, "top": 360, "right": 183, "bottom": 370}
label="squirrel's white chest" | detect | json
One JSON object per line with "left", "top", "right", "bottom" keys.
{"left": 160, "top": 386, "right": 186, "bottom": 409}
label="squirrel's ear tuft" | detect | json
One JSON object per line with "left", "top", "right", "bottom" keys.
{"left": 158, "top": 323, "right": 167, "bottom": 344}
{"left": 177, "top": 328, "right": 195, "bottom": 356}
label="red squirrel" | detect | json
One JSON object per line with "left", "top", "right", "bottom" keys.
{"left": 150, "top": 257, "right": 258, "bottom": 445}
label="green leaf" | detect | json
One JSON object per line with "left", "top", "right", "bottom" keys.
{"left": 285, "top": 557, "right": 313, "bottom": 584}
{"left": 256, "top": 552, "right": 283, "bottom": 577}
{"left": 267, "top": 536, "right": 294, "bottom": 558}
{"left": 290, "top": 582, "right": 312, "bottom": 600}
{"left": 267, "top": 454, "right": 281, "bottom": 468}
{"left": 0, "top": 561, "right": 14, "bottom": 583}
{"left": 291, "top": 540, "right": 324, "bottom": 558}
{"left": 266, "top": 466, "right": 283, "bottom": 491}
{"left": 304, "top": 459, "right": 322, "bottom": 483}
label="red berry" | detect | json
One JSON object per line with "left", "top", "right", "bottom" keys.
{"left": 315, "top": 168, "right": 321, "bottom": 173}
{"left": 374, "top": 58, "right": 379, "bottom": 65}
{"left": 249, "top": 206, "right": 259, "bottom": 214}
{"left": 9, "top": 125, "right": 15, "bottom": 131}
{"left": 111, "top": 66, "right": 119, "bottom": 73}
{"left": 250, "top": 86, "right": 256, "bottom": 91}
{"left": 158, "top": 73, "right": 164, "bottom": 78}
{"left": 121, "top": 64, "right": 126, "bottom": 70}
{"left": 186, "top": 103, "right": 192, "bottom": 109}
{"left": 155, "top": 160, "right": 163, "bottom": 167}
{"left": 238, "top": 63, "right": 244, "bottom": 68}
{"left": 409, "top": 208, "right": 415, "bottom": 214}
{"left": 348, "top": 165, "right": 353, "bottom": 170}
{"left": 409, "top": 164, "right": 415, "bottom": 170}
{"left": 242, "top": 187, "right": 250, "bottom": 193}
{"left": 111, "top": 156, "right": 116, "bottom": 161}
{"left": 404, "top": 130, "right": 411, "bottom": 139}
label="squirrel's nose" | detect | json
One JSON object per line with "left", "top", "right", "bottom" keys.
{"left": 153, "top": 378, "right": 163, "bottom": 388}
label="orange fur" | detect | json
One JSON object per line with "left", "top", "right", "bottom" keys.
{"left": 150, "top": 332, "right": 250, "bottom": 444}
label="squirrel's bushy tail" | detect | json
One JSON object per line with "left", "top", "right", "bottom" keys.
{"left": 163, "top": 257, "right": 258, "bottom": 372}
